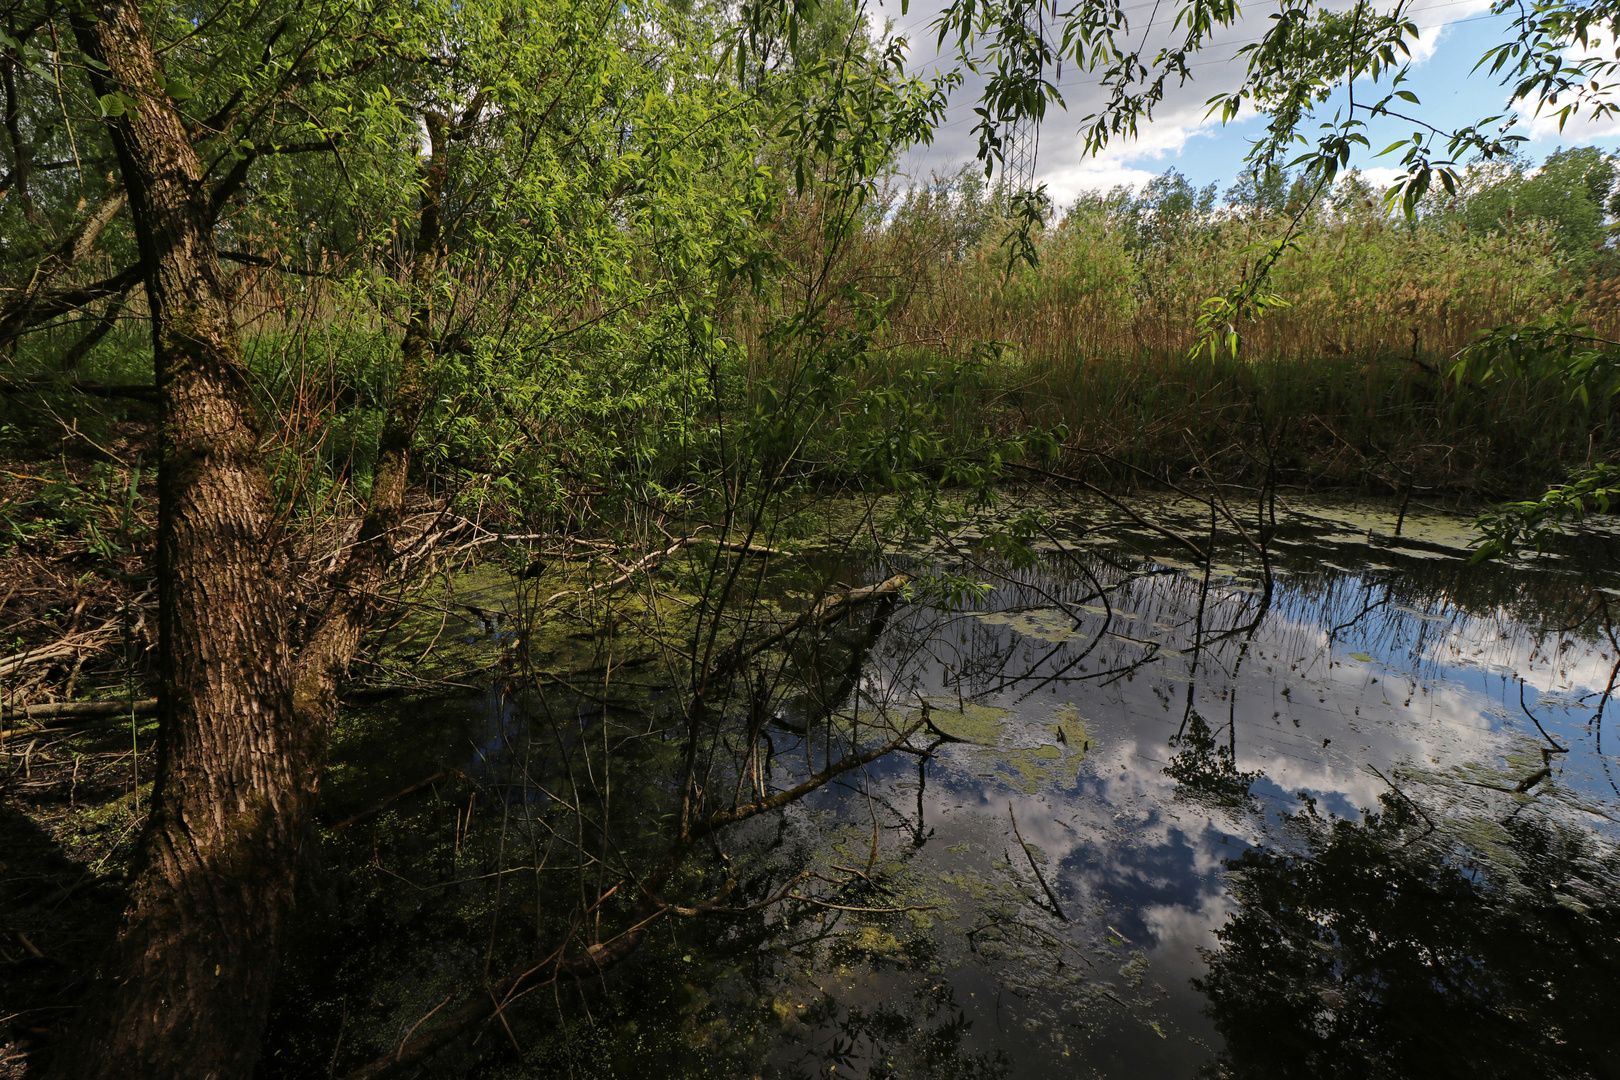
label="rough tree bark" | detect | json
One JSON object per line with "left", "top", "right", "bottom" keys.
{"left": 45, "top": 3, "right": 305, "bottom": 1078}
{"left": 44, "top": 3, "right": 446, "bottom": 1077}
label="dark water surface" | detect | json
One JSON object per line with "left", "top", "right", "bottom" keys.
{"left": 281, "top": 497, "right": 1620, "bottom": 1079}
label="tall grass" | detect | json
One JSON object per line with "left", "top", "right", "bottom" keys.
{"left": 1004, "top": 351, "right": 1615, "bottom": 497}
{"left": 879, "top": 172, "right": 1612, "bottom": 363}
{"left": 745, "top": 169, "right": 1620, "bottom": 496}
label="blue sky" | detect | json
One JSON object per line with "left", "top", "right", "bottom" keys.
{"left": 879, "top": 0, "right": 1620, "bottom": 203}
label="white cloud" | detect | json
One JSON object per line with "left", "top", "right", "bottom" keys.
{"left": 1404, "top": 0, "right": 1497, "bottom": 66}
{"left": 1423, "top": 608, "right": 1619, "bottom": 696}
{"left": 1139, "top": 890, "right": 1234, "bottom": 952}
{"left": 1034, "top": 102, "right": 1243, "bottom": 203}
{"left": 1526, "top": 110, "right": 1620, "bottom": 142}
{"left": 883, "top": 0, "right": 1536, "bottom": 194}
{"left": 1353, "top": 165, "right": 1409, "bottom": 189}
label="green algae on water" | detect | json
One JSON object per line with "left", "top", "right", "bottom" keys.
{"left": 915, "top": 699, "right": 1091, "bottom": 795}
{"left": 971, "top": 607, "right": 1089, "bottom": 643}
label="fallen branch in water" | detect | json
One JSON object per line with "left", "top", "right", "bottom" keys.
{"left": 915, "top": 699, "right": 969, "bottom": 743}
{"left": 541, "top": 535, "right": 784, "bottom": 607}
{"left": 701, "top": 573, "right": 912, "bottom": 691}
{"left": 1519, "top": 681, "right": 1570, "bottom": 755}
{"left": 1009, "top": 802, "right": 1067, "bottom": 921}
{"left": 343, "top": 716, "right": 926, "bottom": 1080}
{"left": 694, "top": 715, "right": 926, "bottom": 840}
{"left": 1515, "top": 766, "right": 1553, "bottom": 793}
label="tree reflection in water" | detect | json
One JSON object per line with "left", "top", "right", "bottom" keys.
{"left": 1164, "top": 711, "right": 1260, "bottom": 805}
{"left": 259, "top": 496, "right": 1620, "bottom": 1079}
{"left": 1196, "top": 794, "right": 1620, "bottom": 1079}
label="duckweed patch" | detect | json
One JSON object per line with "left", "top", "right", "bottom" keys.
{"left": 971, "top": 606, "right": 1087, "bottom": 643}
{"left": 915, "top": 699, "right": 1091, "bottom": 794}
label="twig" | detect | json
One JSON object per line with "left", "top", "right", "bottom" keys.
{"left": 1009, "top": 802, "right": 1066, "bottom": 921}
{"left": 828, "top": 864, "right": 895, "bottom": 895}
{"left": 1007, "top": 462, "right": 1208, "bottom": 563}
{"left": 541, "top": 536, "right": 782, "bottom": 607}
{"left": 330, "top": 770, "right": 456, "bottom": 831}
{"left": 0, "top": 593, "right": 152, "bottom": 678}
{"left": 1, "top": 698, "right": 157, "bottom": 724}
{"left": 695, "top": 716, "right": 927, "bottom": 839}
{"left": 914, "top": 698, "right": 968, "bottom": 743}
{"left": 394, "top": 993, "right": 455, "bottom": 1061}
{"left": 797, "top": 898, "right": 936, "bottom": 914}
{"left": 1368, "top": 764, "right": 1437, "bottom": 844}
{"left": 1515, "top": 766, "right": 1553, "bottom": 793}
{"left": 701, "top": 574, "right": 912, "bottom": 689}
{"left": 1519, "top": 681, "right": 1570, "bottom": 754}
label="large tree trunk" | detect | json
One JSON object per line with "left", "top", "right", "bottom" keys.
{"left": 49, "top": 4, "right": 311, "bottom": 1078}
{"left": 46, "top": 7, "right": 447, "bottom": 1077}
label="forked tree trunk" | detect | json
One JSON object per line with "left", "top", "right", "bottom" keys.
{"left": 48, "top": 6, "right": 446, "bottom": 1077}
{"left": 49, "top": 4, "right": 312, "bottom": 1078}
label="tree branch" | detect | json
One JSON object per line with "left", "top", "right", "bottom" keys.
{"left": 0, "top": 191, "right": 135, "bottom": 346}
{"left": 341, "top": 714, "right": 925, "bottom": 1080}
{"left": 0, "top": 264, "right": 145, "bottom": 346}
{"left": 0, "top": 378, "right": 158, "bottom": 400}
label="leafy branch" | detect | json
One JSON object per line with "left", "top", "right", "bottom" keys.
{"left": 1471, "top": 464, "right": 1620, "bottom": 561}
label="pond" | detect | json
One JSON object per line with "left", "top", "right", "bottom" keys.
{"left": 270, "top": 494, "right": 1620, "bottom": 1080}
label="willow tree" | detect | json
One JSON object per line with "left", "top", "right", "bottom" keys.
{"left": 1, "top": 0, "right": 790, "bottom": 1075}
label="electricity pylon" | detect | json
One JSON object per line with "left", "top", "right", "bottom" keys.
{"left": 1004, "top": 0, "right": 1049, "bottom": 196}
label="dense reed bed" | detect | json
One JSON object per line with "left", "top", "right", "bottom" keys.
{"left": 746, "top": 164, "right": 1620, "bottom": 498}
